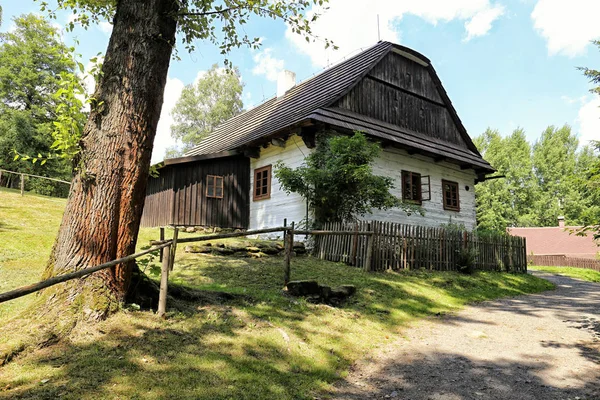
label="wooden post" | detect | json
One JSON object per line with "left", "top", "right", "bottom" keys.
{"left": 284, "top": 222, "right": 294, "bottom": 286}
{"left": 157, "top": 243, "right": 171, "bottom": 318}
{"left": 169, "top": 227, "right": 179, "bottom": 271}
{"left": 351, "top": 222, "right": 359, "bottom": 266}
{"left": 364, "top": 224, "right": 374, "bottom": 272}
{"left": 159, "top": 227, "right": 165, "bottom": 262}
{"left": 20, "top": 174, "right": 25, "bottom": 196}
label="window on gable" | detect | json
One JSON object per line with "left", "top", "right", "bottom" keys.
{"left": 442, "top": 180, "right": 460, "bottom": 211}
{"left": 253, "top": 165, "right": 271, "bottom": 201}
{"left": 206, "top": 175, "right": 224, "bottom": 199}
{"left": 402, "top": 170, "right": 422, "bottom": 204}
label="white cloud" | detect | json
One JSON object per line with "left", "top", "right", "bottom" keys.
{"left": 152, "top": 76, "right": 185, "bottom": 163}
{"left": 464, "top": 5, "right": 505, "bottom": 41}
{"left": 532, "top": 0, "right": 600, "bottom": 57}
{"left": 576, "top": 96, "right": 600, "bottom": 146}
{"left": 286, "top": 0, "right": 505, "bottom": 67}
{"left": 98, "top": 21, "right": 112, "bottom": 35}
{"left": 252, "top": 48, "right": 285, "bottom": 81}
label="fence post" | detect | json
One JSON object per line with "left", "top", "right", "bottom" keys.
{"left": 20, "top": 173, "right": 25, "bottom": 196}
{"left": 157, "top": 242, "right": 172, "bottom": 318}
{"left": 159, "top": 227, "right": 165, "bottom": 262}
{"left": 284, "top": 222, "right": 294, "bottom": 285}
{"left": 169, "top": 227, "right": 179, "bottom": 271}
{"left": 364, "top": 225, "right": 374, "bottom": 272}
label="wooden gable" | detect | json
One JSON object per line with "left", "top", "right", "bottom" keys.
{"left": 333, "top": 50, "right": 471, "bottom": 151}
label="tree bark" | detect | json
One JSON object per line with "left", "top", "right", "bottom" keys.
{"left": 42, "top": 0, "right": 179, "bottom": 319}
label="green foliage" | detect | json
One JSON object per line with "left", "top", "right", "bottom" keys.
{"left": 0, "top": 13, "right": 80, "bottom": 195}
{"left": 275, "top": 132, "right": 421, "bottom": 224}
{"left": 41, "top": 0, "right": 336, "bottom": 66}
{"left": 474, "top": 126, "right": 600, "bottom": 232}
{"left": 170, "top": 64, "right": 244, "bottom": 153}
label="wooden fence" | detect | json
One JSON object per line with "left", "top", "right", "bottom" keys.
{"left": 314, "top": 221, "right": 527, "bottom": 273}
{"left": 0, "top": 168, "right": 70, "bottom": 196}
{"left": 529, "top": 255, "right": 600, "bottom": 272}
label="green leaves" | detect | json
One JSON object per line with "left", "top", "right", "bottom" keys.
{"left": 275, "top": 132, "right": 418, "bottom": 225}
{"left": 170, "top": 64, "right": 244, "bottom": 153}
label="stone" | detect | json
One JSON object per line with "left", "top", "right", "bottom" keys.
{"left": 185, "top": 227, "right": 195, "bottom": 233}
{"left": 246, "top": 246, "right": 261, "bottom": 253}
{"left": 250, "top": 252, "right": 266, "bottom": 259}
{"left": 319, "top": 285, "right": 332, "bottom": 300}
{"left": 286, "top": 280, "right": 321, "bottom": 296}
{"left": 211, "top": 247, "right": 235, "bottom": 256}
{"left": 216, "top": 243, "right": 225, "bottom": 248}
{"left": 185, "top": 245, "right": 212, "bottom": 254}
{"left": 260, "top": 246, "right": 280, "bottom": 255}
{"left": 228, "top": 245, "right": 248, "bottom": 253}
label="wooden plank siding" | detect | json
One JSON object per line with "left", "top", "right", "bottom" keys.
{"left": 141, "top": 156, "right": 250, "bottom": 229}
{"left": 334, "top": 52, "right": 467, "bottom": 149}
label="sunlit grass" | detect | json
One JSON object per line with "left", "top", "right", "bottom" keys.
{"left": 529, "top": 265, "right": 600, "bottom": 282}
{"left": 0, "top": 188, "right": 555, "bottom": 399}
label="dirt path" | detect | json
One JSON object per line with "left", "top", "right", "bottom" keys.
{"left": 332, "top": 272, "right": 600, "bottom": 400}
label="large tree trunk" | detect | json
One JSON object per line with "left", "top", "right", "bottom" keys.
{"left": 41, "top": 0, "right": 178, "bottom": 319}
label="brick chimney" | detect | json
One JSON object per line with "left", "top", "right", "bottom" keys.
{"left": 277, "top": 70, "right": 296, "bottom": 98}
{"left": 558, "top": 216, "right": 565, "bottom": 228}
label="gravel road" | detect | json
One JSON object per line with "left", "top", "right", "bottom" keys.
{"left": 332, "top": 272, "right": 600, "bottom": 400}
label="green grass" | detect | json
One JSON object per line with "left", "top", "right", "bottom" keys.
{"left": 529, "top": 265, "right": 600, "bottom": 282}
{"left": 0, "top": 187, "right": 555, "bottom": 399}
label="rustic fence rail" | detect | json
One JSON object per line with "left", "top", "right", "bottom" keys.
{"left": 0, "top": 168, "right": 71, "bottom": 196}
{"left": 314, "top": 221, "right": 527, "bottom": 273}
{"left": 529, "top": 255, "right": 600, "bottom": 272}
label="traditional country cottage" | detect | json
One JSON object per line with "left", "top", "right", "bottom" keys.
{"left": 141, "top": 41, "right": 495, "bottom": 230}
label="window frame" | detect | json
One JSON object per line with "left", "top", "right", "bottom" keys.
{"left": 401, "top": 170, "right": 422, "bottom": 204}
{"left": 442, "top": 179, "right": 460, "bottom": 211}
{"left": 206, "top": 175, "right": 224, "bottom": 199}
{"left": 253, "top": 165, "right": 272, "bottom": 201}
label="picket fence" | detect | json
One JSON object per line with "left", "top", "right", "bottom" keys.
{"left": 313, "top": 221, "right": 527, "bottom": 273}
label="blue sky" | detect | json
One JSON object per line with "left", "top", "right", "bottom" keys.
{"left": 2, "top": 0, "right": 599, "bottom": 163}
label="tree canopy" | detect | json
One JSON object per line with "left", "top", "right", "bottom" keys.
{"left": 169, "top": 64, "right": 244, "bottom": 156}
{"left": 474, "top": 125, "right": 600, "bottom": 232}
{"left": 0, "top": 13, "right": 81, "bottom": 196}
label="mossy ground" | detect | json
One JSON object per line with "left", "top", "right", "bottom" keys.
{"left": 0, "top": 188, "right": 554, "bottom": 399}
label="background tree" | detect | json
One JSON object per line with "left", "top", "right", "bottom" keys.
{"left": 474, "top": 128, "right": 538, "bottom": 231}
{"left": 170, "top": 64, "right": 244, "bottom": 156}
{"left": 27, "top": 0, "right": 331, "bottom": 329}
{"left": 275, "top": 132, "right": 420, "bottom": 226}
{"left": 474, "top": 124, "right": 599, "bottom": 232}
{"left": 0, "top": 14, "right": 81, "bottom": 196}
{"left": 576, "top": 40, "right": 600, "bottom": 240}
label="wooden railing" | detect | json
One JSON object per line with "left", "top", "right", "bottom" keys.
{"left": 529, "top": 255, "right": 600, "bottom": 272}
{"left": 314, "top": 221, "right": 527, "bottom": 273}
{"left": 0, "top": 168, "right": 70, "bottom": 196}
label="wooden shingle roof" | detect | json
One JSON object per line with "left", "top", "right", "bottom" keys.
{"left": 184, "top": 41, "right": 493, "bottom": 173}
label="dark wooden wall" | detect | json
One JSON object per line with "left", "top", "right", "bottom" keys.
{"left": 141, "top": 167, "right": 175, "bottom": 227}
{"left": 140, "top": 155, "right": 250, "bottom": 229}
{"left": 334, "top": 51, "right": 467, "bottom": 149}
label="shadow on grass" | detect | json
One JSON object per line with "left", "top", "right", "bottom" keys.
{"left": 0, "top": 255, "right": 556, "bottom": 400}
{"left": 331, "top": 350, "right": 600, "bottom": 400}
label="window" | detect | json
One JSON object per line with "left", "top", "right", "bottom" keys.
{"left": 206, "top": 175, "right": 224, "bottom": 198}
{"left": 402, "top": 170, "right": 422, "bottom": 204}
{"left": 442, "top": 180, "right": 460, "bottom": 211}
{"left": 253, "top": 165, "right": 271, "bottom": 201}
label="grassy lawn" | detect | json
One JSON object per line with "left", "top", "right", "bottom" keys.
{"left": 529, "top": 265, "right": 600, "bottom": 283}
{"left": 0, "top": 188, "right": 555, "bottom": 399}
